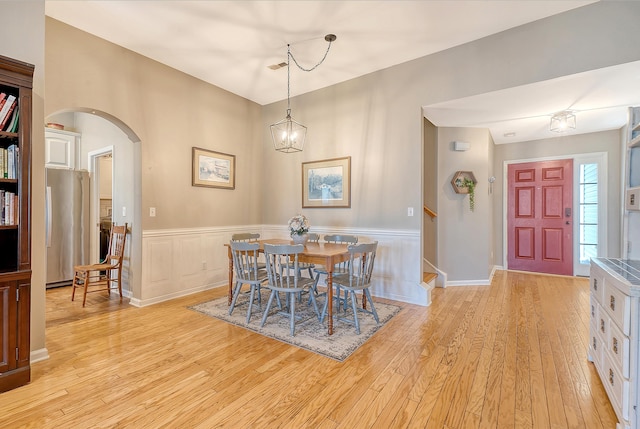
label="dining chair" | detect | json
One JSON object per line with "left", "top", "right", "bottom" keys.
{"left": 261, "top": 243, "right": 320, "bottom": 336}
{"left": 229, "top": 241, "right": 268, "bottom": 323}
{"left": 321, "top": 241, "right": 379, "bottom": 334}
{"left": 72, "top": 223, "right": 128, "bottom": 307}
{"left": 297, "top": 232, "right": 319, "bottom": 278}
{"left": 231, "top": 232, "right": 260, "bottom": 242}
{"left": 231, "top": 232, "right": 265, "bottom": 269}
{"left": 312, "top": 234, "right": 358, "bottom": 310}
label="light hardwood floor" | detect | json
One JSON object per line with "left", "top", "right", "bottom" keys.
{"left": 0, "top": 271, "right": 617, "bottom": 428}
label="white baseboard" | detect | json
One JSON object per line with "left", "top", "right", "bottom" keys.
{"left": 30, "top": 347, "right": 50, "bottom": 364}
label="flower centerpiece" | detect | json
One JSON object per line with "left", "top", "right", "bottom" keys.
{"left": 288, "top": 214, "right": 310, "bottom": 244}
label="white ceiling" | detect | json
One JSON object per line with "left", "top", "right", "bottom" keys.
{"left": 45, "top": 0, "right": 639, "bottom": 144}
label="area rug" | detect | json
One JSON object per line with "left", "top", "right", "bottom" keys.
{"left": 189, "top": 291, "right": 401, "bottom": 361}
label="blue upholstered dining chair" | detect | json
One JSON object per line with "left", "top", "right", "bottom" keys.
{"left": 260, "top": 243, "right": 320, "bottom": 336}
{"left": 228, "top": 241, "right": 268, "bottom": 323}
{"left": 321, "top": 241, "right": 379, "bottom": 334}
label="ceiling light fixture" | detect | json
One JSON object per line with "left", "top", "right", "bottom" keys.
{"left": 270, "top": 34, "right": 336, "bottom": 153}
{"left": 550, "top": 110, "right": 576, "bottom": 133}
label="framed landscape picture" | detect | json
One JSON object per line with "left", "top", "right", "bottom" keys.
{"left": 302, "top": 156, "right": 351, "bottom": 208}
{"left": 192, "top": 147, "right": 235, "bottom": 189}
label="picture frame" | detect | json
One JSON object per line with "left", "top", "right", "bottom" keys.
{"left": 302, "top": 156, "right": 351, "bottom": 208}
{"left": 192, "top": 147, "right": 235, "bottom": 189}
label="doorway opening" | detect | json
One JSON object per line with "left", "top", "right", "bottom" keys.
{"left": 87, "top": 146, "right": 114, "bottom": 266}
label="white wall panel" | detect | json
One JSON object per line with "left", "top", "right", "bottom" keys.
{"left": 140, "top": 225, "right": 430, "bottom": 307}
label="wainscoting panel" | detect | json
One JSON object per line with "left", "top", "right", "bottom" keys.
{"left": 140, "top": 226, "right": 429, "bottom": 307}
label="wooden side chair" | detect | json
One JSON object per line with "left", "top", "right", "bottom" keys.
{"left": 231, "top": 232, "right": 260, "bottom": 242}
{"left": 229, "top": 241, "right": 268, "bottom": 323}
{"left": 321, "top": 241, "right": 380, "bottom": 334}
{"left": 260, "top": 243, "right": 320, "bottom": 336}
{"left": 312, "top": 234, "right": 358, "bottom": 309}
{"left": 72, "top": 223, "right": 128, "bottom": 307}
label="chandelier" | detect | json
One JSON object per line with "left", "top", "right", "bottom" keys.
{"left": 550, "top": 110, "right": 576, "bottom": 133}
{"left": 270, "top": 34, "right": 336, "bottom": 153}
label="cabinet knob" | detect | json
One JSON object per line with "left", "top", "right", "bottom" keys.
{"left": 610, "top": 295, "right": 616, "bottom": 311}
{"left": 609, "top": 368, "right": 615, "bottom": 386}
{"left": 613, "top": 337, "right": 618, "bottom": 354}
{"left": 600, "top": 319, "right": 606, "bottom": 333}
{"left": 593, "top": 279, "right": 598, "bottom": 291}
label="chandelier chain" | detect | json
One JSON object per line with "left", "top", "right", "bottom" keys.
{"left": 288, "top": 40, "right": 334, "bottom": 72}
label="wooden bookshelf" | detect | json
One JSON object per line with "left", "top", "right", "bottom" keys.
{"left": 0, "top": 54, "right": 33, "bottom": 393}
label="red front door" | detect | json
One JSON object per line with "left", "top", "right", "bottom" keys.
{"left": 507, "top": 159, "right": 573, "bottom": 275}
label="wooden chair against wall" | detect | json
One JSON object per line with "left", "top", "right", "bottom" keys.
{"left": 72, "top": 223, "right": 128, "bottom": 307}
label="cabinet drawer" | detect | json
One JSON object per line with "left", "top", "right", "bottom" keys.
{"left": 607, "top": 321, "right": 630, "bottom": 378}
{"left": 597, "top": 311, "right": 608, "bottom": 342}
{"left": 589, "top": 323, "right": 603, "bottom": 370}
{"left": 590, "top": 295, "right": 599, "bottom": 323}
{"left": 603, "top": 282, "right": 630, "bottom": 336}
{"left": 590, "top": 273, "right": 604, "bottom": 305}
{"left": 602, "top": 353, "right": 630, "bottom": 422}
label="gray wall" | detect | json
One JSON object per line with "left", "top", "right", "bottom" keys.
{"left": 438, "top": 127, "right": 493, "bottom": 282}
{"left": 423, "top": 118, "right": 437, "bottom": 265}
{"left": 0, "top": 1, "right": 46, "bottom": 355}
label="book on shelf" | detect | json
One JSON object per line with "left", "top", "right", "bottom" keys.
{"left": 7, "top": 144, "right": 16, "bottom": 179}
{"left": 0, "top": 93, "right": 6, "bottom": 114}
{"left": 0, "top": 94, "right": 16, "bottom": 127}
{"left": 0, "top": 97, "right": 16, "bottom": 130}
{"left": 8, "top": 108, "right": 19, "bottom": 133}
{"left": 3, "top": 106, "right": 18, "bottom": 132}
{"left": 0, "top": 148, "right": 4, "bottom": 178}
{"left": 0, "top": 189, "right": 16, "bottom": 225}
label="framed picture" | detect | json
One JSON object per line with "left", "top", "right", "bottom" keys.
{"left": 302, "top": 156, "right": 351, "bottom": 208}
{"left": 192, "top": 147, "right": 235, "bottom": 189}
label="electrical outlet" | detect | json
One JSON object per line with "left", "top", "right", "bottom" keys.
{"left": 149, "top": 207, "right": 156, "bottom": 217}
{"left": 122, "top": 206, "right": 126, "bottom": 217}
{"left": 407, "top": 207, "right": 414, "bottom": 216}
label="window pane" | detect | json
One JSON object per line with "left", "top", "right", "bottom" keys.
{"left": 581, "top": 183, "right": 598, "bottom": 204}
{"left": 581, "top": 164, "right": 598, "bottom": 183}
{"left": 579, "top": 163, "right": 598, "bottom": 264}
{"left": 580, "top": 204, "right": 598, "bottom": 224}
{"left": 581, "top": 224, "right": 598, "bottom": 244}
{"left": 580, "top": 244, "right": 598, "bottom": 264}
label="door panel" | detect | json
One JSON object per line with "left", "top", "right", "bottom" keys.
{"left": 508, "top": 159, "right": 573, "bottom": 275}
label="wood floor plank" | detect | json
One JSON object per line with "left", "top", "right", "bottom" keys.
{"left": 0, "top": 272, "right": 620, "bottom": 428}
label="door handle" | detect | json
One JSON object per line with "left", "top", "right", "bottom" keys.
{"left": 566, "top": 221, "right": 570, "bottom": 225}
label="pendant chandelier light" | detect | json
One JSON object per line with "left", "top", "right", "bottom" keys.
{"left": 270, "top": 34, "right": 336, "bottom": 153}
{"left": 550, "top": 110, "right": 576, "bottom": 133}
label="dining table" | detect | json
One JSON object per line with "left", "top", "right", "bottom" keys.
{"left": 225, "top": 238, "right": 351, "bottom": 335}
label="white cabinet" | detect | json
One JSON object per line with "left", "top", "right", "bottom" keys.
{"left": 589, "top": 259, "right": 640, "bottom": 429}
{"left": 45, "top": 128, "right": 80, "bottom": 170}
{"left": 626, "top": 108, "right": 640, "bottom": 259}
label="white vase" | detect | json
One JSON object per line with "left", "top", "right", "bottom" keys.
{"left": 291, "top": 233, "right": 308, "bottom": 245}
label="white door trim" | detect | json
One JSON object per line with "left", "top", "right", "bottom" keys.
{"left": 88, "top": 146, "right": 114, "bottom": 264}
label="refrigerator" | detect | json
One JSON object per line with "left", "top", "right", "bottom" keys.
{"left": 45, "top": 168, "right": 90, "bottom": 288}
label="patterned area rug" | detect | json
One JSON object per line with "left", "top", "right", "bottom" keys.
{"left": 189, "top": 291, "right": 401, "bottom": 361}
